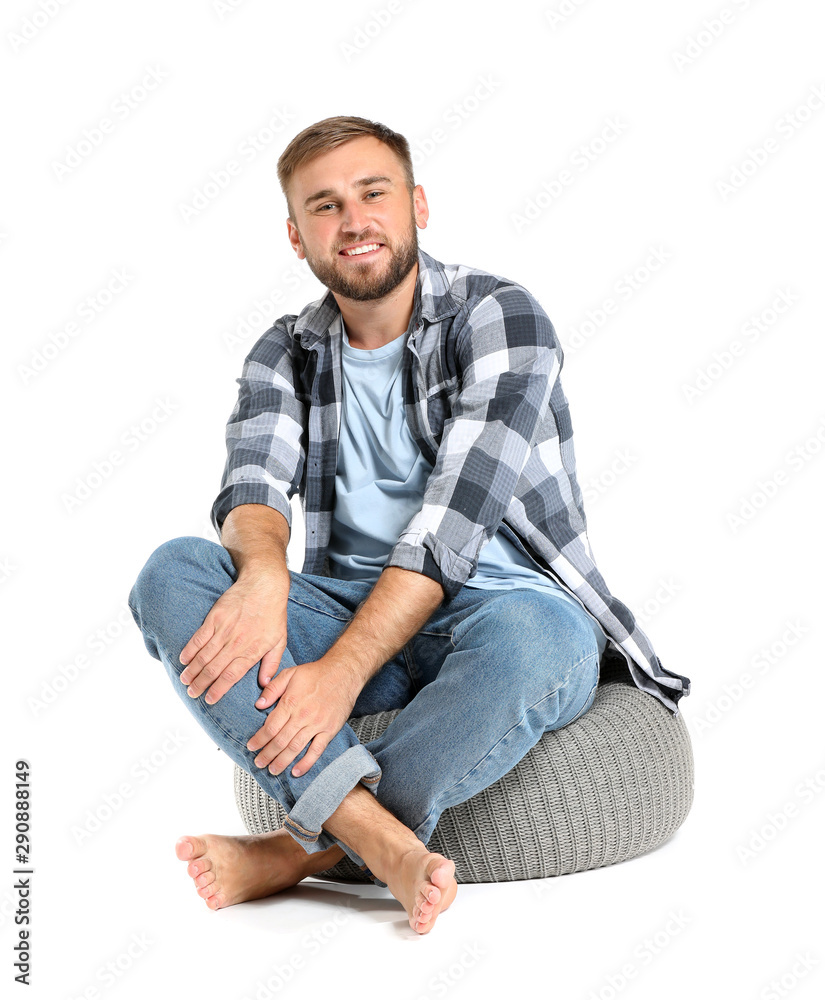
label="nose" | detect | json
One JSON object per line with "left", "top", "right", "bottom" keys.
{"left": 340, "top": 198, "right": 372, "bottom": 238}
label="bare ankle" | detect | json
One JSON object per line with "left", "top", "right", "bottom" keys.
{"left": 324, "top": 783, "right": 423, "bottom": 879}
{"left": 302, "top": 842, "right": 346, "bottom": 876}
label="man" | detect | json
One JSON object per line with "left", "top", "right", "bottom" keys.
{"left": 128, "top": 116, "right": 690, "bottom": 936}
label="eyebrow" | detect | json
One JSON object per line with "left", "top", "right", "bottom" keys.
{"left": 303, "top": 175, "right": 394, "bottom": 210}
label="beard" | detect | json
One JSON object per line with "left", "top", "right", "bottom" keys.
{"left": 297, "top": 214, "right": 419, "bottom": 302}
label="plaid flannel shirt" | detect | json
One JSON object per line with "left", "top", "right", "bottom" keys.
{"left": 212, "top": 249, "right": 691, "bottom": 714}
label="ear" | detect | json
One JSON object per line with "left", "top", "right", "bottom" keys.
{"left": 286, "top": 218, "right": 305, "bottom": 259}
{"left": 412, "top": 184, "right": 429, "bottom": 230}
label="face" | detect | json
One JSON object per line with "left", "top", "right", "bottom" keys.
{"left": 286, "top": 136, "right": 428, "bottom": 302}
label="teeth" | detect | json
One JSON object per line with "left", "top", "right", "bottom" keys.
{"left": 343, "top": 243, "right": 381, "bottom": 256}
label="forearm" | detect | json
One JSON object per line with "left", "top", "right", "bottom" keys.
{"left": 220, "top": 503, "right": 290, "bottom": 581}
{"left": 322, "top": 566, "right": 445, "bottom": 689}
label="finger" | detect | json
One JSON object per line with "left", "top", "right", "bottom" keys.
{"left": 258, "top": 642, "right": 286, "bottom": 688}
{"left": 201, "top": 657, "right": 255, "bottom": 705}
{"left": 265, "top": 727, "right": 315, "bottom": 776}
{"left": 180, "top": 619, "right": 240, "bottom": 684}
{"left": 255, "top": 665, "right": 290, "bottom": 710}
{"left": 179, "top": 619, "right": 217, "bottom": 674}
{"left": 185, "top": 629, "right": 259, "bottom": 697}
{"left": 180, "top": 634, "right": 226, "bottom": 688}
{"left": 249, "top": 718, "right": 299, "bottom": 770}
{"left": 183, "top": 640, "right": 243, "bottom": 698}
{"left": 247, "top": 687, "right": 291, "bottom": 752}
{"left": 290, "top": 734, "right": 330, "bottom": 778}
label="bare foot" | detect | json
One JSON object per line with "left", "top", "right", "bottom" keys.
{"left": 381, "top": 848, "right": 458, "bottom": 935}
{"left": 174, "top": 829, "right": 343, "bottom": 910}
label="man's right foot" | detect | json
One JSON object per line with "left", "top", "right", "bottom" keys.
{"left": 175, "top": 829, "right": 343, "bottom": 910}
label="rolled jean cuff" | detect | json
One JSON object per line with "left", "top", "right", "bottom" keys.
{"left": 283, "top": 743, "right": 384, "bottom": 878}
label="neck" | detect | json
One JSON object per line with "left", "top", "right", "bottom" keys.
{"left": 334, "top": 262, "right": 418, "bottom": 350}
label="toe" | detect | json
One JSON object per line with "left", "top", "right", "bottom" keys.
{"left": 416, "top": 887, "right": 437, "bottom": 910}
{"left": 188, "top": 858, "right": 213, "bottom": 878}
{"left": 412, "top": 910, "right": 436, "bottom": 935}
{"left": 194, "top": 871, "right": 215, "bottom": 890}
{"left": 411, "top": 892, "right": 439, "bottom": 933}
{"left": 176, "top": 835, "right": 209, "bottom": 861}
{"left": 428, "top": 856, "right": 455, "bottom": 888}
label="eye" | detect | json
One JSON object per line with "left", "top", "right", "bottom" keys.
{"left": 315, "top": 202, "right": 336, "bottom": 212}
{"left": 365, "top": 190, "right": 383, "bottom": 199}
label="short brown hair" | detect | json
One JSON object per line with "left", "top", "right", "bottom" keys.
{"left": 277, "top": 115, "right": 415, "bottom": 219}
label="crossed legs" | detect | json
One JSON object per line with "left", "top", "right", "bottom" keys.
{"left": 176, "top": 782, "right": 457, "bottom": 933}
{"left": 129, "top": 536, "right": 600, "bottom": 934}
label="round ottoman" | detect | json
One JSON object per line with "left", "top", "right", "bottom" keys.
{"left": 233, "top": 664, "right": 694, "bottom": 884}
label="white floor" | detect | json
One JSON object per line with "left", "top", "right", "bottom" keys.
{"left": 10, "top": 652, "right": 823, "bottom": 999}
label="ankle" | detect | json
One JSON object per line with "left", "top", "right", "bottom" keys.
{"left": 363, "top": 828, "right": 429, "bottom": 886}
{"left": 325, "top": 784, "right": 426, "bottom": 872}
{"left": 301, "top": 842, "right": 346, "bottom": 877}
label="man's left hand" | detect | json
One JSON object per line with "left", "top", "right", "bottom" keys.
{"left": 246, "top": 659, "right": 361, "bottom": 778}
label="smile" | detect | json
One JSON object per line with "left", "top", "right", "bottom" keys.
{"left": 340, "top": 243, "right": 383, "bottom": 257}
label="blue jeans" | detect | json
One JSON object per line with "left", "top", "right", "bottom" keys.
{"left": 128, "top": 536, "right": 601, "bottom": 885}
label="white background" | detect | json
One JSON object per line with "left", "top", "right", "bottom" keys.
{"left": 4, "top": 0, "right": 824, "bottom": 997}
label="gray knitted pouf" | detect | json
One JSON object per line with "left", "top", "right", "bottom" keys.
{"left": 233, "top": 663, "right": 693, "bottom": 884}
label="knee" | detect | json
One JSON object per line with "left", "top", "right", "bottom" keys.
{"left": 129, "top": 535, "right": 226, "bottom": 618}
{"left": 155, "top": 535, "right": 222, "bottom": 565}
{"left": 484, "top": 590, "right": 599, "bottom": 674}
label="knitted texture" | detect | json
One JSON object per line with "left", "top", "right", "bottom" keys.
{"left": 233, "top": 679, "right": 693, "bottom": 884}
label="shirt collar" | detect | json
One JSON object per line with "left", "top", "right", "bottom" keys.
{"left": 293, "top": 248, "right": 461, "bottom": 349}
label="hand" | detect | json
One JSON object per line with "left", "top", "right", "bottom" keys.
{"left": 246, "top": 658, "right": 361, "bottom": 778}
{"left": 179, "top": 569, "right": 290, "bottom": 704}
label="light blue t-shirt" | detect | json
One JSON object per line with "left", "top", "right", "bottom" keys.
{"left": 328, "top": 326, "right": 607, "bottom": 656}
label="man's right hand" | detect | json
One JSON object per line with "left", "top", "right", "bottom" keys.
{"left": 179, "top": 567, "right": 290, "bottom": 705}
